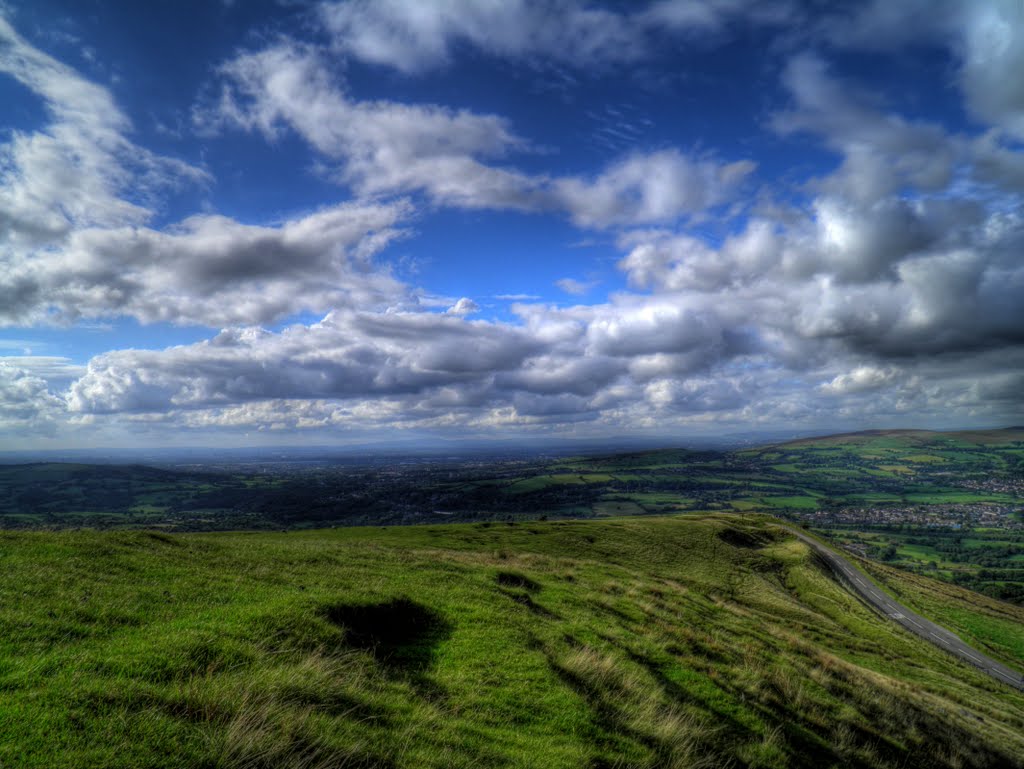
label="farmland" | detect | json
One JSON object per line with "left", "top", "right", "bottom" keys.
{"left": 2, "top": 428, "right": 1022, "bottom": 602}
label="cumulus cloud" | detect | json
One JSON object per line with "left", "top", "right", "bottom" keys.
{"left": 7, "top": 4, "right": 1024, "bottom": 443}
{"left": 819, "top": 366, "right": 897, "bottom": 395}
{"left": 0, "top": 17, "right": 205, "bottom": 250}
{"left": 0, "top": 200, "right": 410, "bottom": 326}
{"left": 201, "top": 41, "right": 753, "bottom": 228}
{"left": 67, "top": 310, "right": 545, "bottom": 414}
{"left": 64, "top": 292, "right": 769, "bottom": 431}
{"left": 0, "top": 18, "right": 414, "bottom": 328}
{"left": 618, "top": 210, "right": 1024, "bottom": 361}
{"left": 773, "top": 54, "right": 956, "bottom": 202}
{"left": 551, "top": 150, "right": 756, "bottom": 228}
{"left": 960, "top": 0, "right": 1024, "bottom": 139}
{"left": 199, "top": 42, "right": 535, "bottom": 210}
{"left": 445, "top": 298, "right": 480, "bottom": 316}
{"left": 823, "top": 0, "right": 1024, "bottom": 140}
{"left": 60, "top": 281, "right": 1024, "bottom": 435}
{"left": 0, "top": 362, "right": 65, "bottom": 434}
{"left": 0, "top": 356, "right": 84, "bottom": 389}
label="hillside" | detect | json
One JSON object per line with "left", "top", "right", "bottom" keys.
{"left": 1, "top": 515, "right": 1022, "bottom": 768}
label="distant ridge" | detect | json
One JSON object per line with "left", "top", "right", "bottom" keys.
{"left": 769, "top": 426, "right": 1024, "bottom": 449}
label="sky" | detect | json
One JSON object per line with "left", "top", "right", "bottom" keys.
{"left": 1, "top": 0, "right": 1023, "bottom": 450}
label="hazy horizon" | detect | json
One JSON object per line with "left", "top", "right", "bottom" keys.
{"left": 3, "top": 424, "right": 1022, "bottom": 463}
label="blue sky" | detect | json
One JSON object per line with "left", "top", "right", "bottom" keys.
{"left": 1, "top": 0, "right": 1023, "bottom": 448}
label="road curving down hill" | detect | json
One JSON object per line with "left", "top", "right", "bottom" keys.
{"left": 788, "top": 527, "right": 1024, "bottom": 692}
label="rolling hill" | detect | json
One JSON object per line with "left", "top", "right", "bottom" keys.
{"left": 1, "top": 515, "right": 1022, "bottom": 768}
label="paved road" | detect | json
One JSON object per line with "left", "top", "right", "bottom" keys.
{"left": 788, "top": 528, "right": 1024, "bottom": 692}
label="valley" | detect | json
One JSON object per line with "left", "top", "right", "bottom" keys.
{"left": 2, "top": 428, "right": 1023, "bottom": 767}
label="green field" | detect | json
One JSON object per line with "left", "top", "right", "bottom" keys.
{"left": 1, "top": 515, "right": 1023, "bottom": 769}
{"left": 821, "top": 526, "right": 1024, "bottom": 602}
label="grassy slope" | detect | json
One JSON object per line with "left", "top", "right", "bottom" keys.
{"left": 2, "top": 516, "right": 1023, "bottom": 769}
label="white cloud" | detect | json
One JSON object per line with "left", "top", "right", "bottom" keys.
{"left": 773, "top": 54, "right": 956, "bottom": 203}
{"left": 551, "top": 150, "right": 756, "bottom": 229}
{"left": 445, "top": 297, "right": 480, "bottom": 316}
{"left": 0, "top": 361, "right": 65, "bottom": 434}
{"left": 0, "top": 201, "right": 411, "bottom": 327}
{"left": 66, "top": 310, "right": 545, "bottom": 414}
{"left": 62, "top": 292, "right": 759, "bottom": 430}
{"left": 819, "top": 366, "right": 897, "bottom": 395}
{"left": 58, "top": 273, "right": 1024, "bottom": 435}
{"left": 0, "top": 356, "right": 84, "bottom": 388}
{"left": 203, "top": 42, "right": 755, "bottom": 228}
{"left": 555, "top": 278, "right": 595, "bottom": 296}
{"left": 960, "top": 0, "right": 1024, "bottom": 139}
{"left": 0, "top": 20, "right": 414, "bottom": 328}
{"left": 5, "top": 5, "right": 1024, "bottom": 442}
{"left": 494, "top": 293, "right": 541, "bottom": 301}
{"left": 200, "top": 42, "right": 535, "bottom": 210}
{"left": 317, "top": 0, "right": 792, "bottom": 74}
{"left": 823, "top": 0, "right": 1024, "bottom": 140}
{"left": 0, "top": 16, "right": 206, "bottom": 248}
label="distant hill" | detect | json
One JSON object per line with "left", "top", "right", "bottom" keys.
{"left": 771, "top": 427, "right": 1024, "bottom": 449}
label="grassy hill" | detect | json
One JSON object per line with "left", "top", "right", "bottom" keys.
{"left": 1, "top": 515, "right": 1022, "bottom": 768}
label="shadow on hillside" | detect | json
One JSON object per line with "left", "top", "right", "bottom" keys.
{"left": 325, "top": 598, "right": 451, "bottom": 675}
{"left": 496, "top": 570, "right": 540, "bottom": 591}
{"left": 718, "top": 526, "right": 777, "bottom": 549}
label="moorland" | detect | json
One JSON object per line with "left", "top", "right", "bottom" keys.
{"left": 2, "top": 515, "right": 1023, "bottom": 769}
{"left": 1, "top": 428, "right": 1023, "bottom": 767}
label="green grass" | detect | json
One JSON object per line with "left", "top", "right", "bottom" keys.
{"left": 896, "top": 543, "right": 947, "bottom": 563}
{"left": 757, "top": 495, "right": 820, "bottom": 510}
{"left": 821, "top": 526, "right": 1024, "bottom": 595}
{"left": 591, "top": 500, "right": 645, "bottom": 516}
{"left": 613, "top": 492, "right": 697, "bottom": 510}
{"left": 1, "top": 516, "right": 1022, "bottom": 768}
{"left": 504, "top": 473, "right": 613, "bottom": 494}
